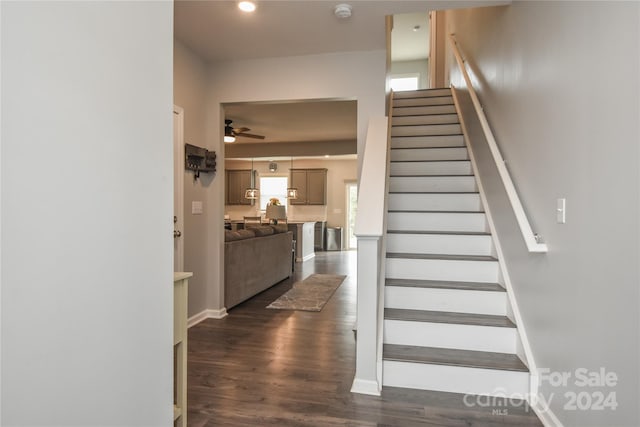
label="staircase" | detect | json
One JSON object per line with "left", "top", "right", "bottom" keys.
{"left": 382, "top": 88, "right": 529, "bottom": 397}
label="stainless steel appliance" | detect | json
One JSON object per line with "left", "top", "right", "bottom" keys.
{"left": 325, "top": 227, "right": 343, "bottom": 251}
{"left": 314, "top": 221, "right": 326, "bottom": 251}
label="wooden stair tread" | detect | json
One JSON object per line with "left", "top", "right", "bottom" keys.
{"left": 393, "top": 88, "right": 452, "bottom": 98}
{"left": 389, "top": 174, "right": 474, "bottom": 177}
{"left": 385, "top": 278, "right": 506, "bottom": 292}
{"left": 386, "top": 230, "right": 490, "bottom": 236}
{"left": 390, "top": 133, "right": 463, "bottom": 138}
{"left": 384, "top": 308, "right": 516, "bottom": 328}
{"left": 388, "top": 191, "right": 478, "bottom": 194}
{"left": 391, "top": 112, "right": 459, "bottom": 118}
{"left": 390, "top": 146, "right": 465, "bottom": 150}
{"left": 383, "top": 344, "right": 528, "bottom": 372}
{"left": 391, "top": 145, "right": 468, "bottom": 148}
{"left": 386, "top": 253, "right": 497, "bottom": 262}
{"left": 390, "top": 159, "right": 469, "bottom": 163}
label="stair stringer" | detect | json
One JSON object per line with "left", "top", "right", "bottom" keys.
{"left": 451, "top": 86, "right": 539, "bottom": 402}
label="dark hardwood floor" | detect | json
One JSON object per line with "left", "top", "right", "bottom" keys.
{"left": 187, "top": 251, "right": 542, "bottom": 426}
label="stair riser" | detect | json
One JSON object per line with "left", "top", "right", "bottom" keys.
{"left": 390, "top": 148, "right": 468, "bottom": 162}
{"left": 393, "top": 105, "right": 457, "bottom": 116}
{"left": 394, "top": 96, "right": 453, "bottom": 107}
{"left": 384, "top": 320, "right": 516, "bottom": 353}
{"left": 382, "top": 361, "right": 529, "bottom": 397}
{"left": 393, "top": 88, "right": 452, "bottom": 98}
{"left": 389, "top": 176, "right": 477, "bottom": 193}
{"left": 391, "top": 124, "right": 461, "bottom": 137}
{"left": 385, "top": 258, "right": 499, "bottom": 283}
{"left": 385, "top": 286, "right": 506, "bottom": 316}
{"left": 392, "top": 114, "right": 459, "bottom": 126}
{"left": 387, "top": 212, "right": 488, "bottom": 233}
{"left": 386, "top": 233, "right": 493, "bottom": 256}
{"left": 390, "top": 161, "right": 472, "bottom": 176}
{"left": 391, "top": 135, "right": 465, "bottom": 148}
{"left": 388, "top": 193, "right": 483, "bottom": 212}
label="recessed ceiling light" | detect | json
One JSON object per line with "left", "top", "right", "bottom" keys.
{"left": 238, "top": 1, "right": 256, "bottom": 13}
{"left": 324, "top": 155, "right": 330, "bottom": 158}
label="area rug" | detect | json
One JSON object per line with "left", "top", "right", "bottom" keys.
{"left": 266, "top": 274, "right": 347, "bottom": 312}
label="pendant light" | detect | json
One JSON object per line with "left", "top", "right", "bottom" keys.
{"left": 287, "top": 157, "right": 298, "bottom": 199}
{"left": 244, "top": 158, "right": 258, "bottom": 200}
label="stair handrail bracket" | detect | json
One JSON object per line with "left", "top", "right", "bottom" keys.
{"left": 448, "top": 34, "right": 548, "bottom": 254}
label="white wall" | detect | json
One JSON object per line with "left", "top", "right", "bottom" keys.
{"left": 446, "top": 3, "right": 639, "bottom": 426}
{"left": 203, "top": 51, "right": 386, "bottom": 312}
{"left": 174, "top": 40, "right": 211, "bottom": 318}
{"left": 390, "top": 59, "right": 429, "bottom": 89}
{"left": 225, "top": 158, "right": 357, "bottom": 230}
{"left": 1, "top": 2, "right": 173, "bottom": 425}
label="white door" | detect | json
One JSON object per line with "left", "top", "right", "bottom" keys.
{"left": 174, "top": 106, "right": 185, "bottom": 272}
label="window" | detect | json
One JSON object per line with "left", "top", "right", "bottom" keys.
{"left": 259, "top": 176, "right": 288, "bottom": 210}
{"left": 390, "top": 74, "right": 419, "bottom": 92}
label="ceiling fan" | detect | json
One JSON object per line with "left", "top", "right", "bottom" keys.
{"left": 224, "top": 119, "right": 265, "bottom": 142}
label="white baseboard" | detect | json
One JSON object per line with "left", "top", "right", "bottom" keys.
{"left": 187, "top": 308, "right": 228, "bottom": 328}
{"left": 530, "top": 395, "right": 563, "bottom": 427}
{"left": 350, "top": 378, "right": 381, "bottom": 396}
{"left": 296, "top": 253, "right": 316, "bottom": 263}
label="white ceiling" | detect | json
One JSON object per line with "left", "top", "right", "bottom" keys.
{"left": 224, "top": 100, "right": 357, "bottom": 144}
{"left": 174, "top": 0, "right": 502, "bottom": 63}
{"left": 174, "top": 0, "right": 508, "bottom": 153}
{"left": 391, "top": 12, "right": 430, "bottom": 62}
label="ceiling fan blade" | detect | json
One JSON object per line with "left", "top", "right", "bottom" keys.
{"left": 233, "top": 127, "right": 251, "bottom": 133}
{"left": 236, "top": 132, "right": 265, "bottom": 140}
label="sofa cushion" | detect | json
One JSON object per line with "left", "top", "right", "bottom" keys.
{"left": 270, "top": 224, "right": 288, "bottom": 234}
{"left": 247, "top": 225, "right": 274, "bottom": 237}
{"left": 225, "top": 230, "right": 242, "bottom": 242}
{"left": 236, "top": 229, "right": 257, "bottom": 239}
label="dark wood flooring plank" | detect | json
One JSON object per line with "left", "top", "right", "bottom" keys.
{"left": 187, "top": 251, "right": 541, "bottom": 426}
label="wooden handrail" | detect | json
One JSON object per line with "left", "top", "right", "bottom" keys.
{"left": 449, "top": 34, "right": 548, "bottom": 253}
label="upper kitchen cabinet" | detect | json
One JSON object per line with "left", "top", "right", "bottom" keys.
{"left": 226, "top": 169, "right": 254, "bottom": 205}
{"left": 290, "top": 168, "right": 327, "bottom": 205}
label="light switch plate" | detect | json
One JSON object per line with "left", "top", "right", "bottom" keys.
{"left": 192, "top": 201, "right": 203, "bottom": 215}
{"left": 556, "top": 198, "right": 566, "bottom": 224}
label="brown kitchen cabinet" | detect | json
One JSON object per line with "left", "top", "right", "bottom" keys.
{"left": 226, "top": 169, "right": 254, "bottom": 205}
{"left": 290, "top": 168, "right": 327, "bottom": 205}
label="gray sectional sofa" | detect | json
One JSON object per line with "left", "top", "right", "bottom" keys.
{"left": 224, "top": 225, "right": 293, "bottom": 309}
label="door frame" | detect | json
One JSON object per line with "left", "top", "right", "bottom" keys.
{"left": 174, "top": 105, "right": 185, "bottom": 272}
{"left": 344, "top": 180, "right": 358, "bottom": 249}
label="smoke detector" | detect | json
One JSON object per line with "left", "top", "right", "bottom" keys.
{"left": 334, "top": 3, "right": 352, "bottom": 19}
